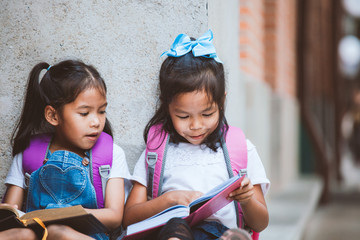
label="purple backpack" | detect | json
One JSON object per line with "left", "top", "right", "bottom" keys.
{"left": 22, "top": 132, "right": 113, "bottom": 208}
{"left": 145, "top": 124, "right": 259, "bottom": 240}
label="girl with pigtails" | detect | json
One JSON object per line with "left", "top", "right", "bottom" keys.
{"left": 2, "top": 60, "right": 130, "bottom": 240}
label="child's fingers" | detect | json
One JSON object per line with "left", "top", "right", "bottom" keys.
{"left": 228, "top": 190, "right": 254, "bottom": 203}
{"left": 227, "top": 182, "right": 255, "bottom": 203}
{"left": 227, "top": 177, "right": 255, "bottom": 204}
{"left": 228, "top": 179, "right": 253, "bottom": 197}
{"left": 228, "top": 186, "right": 252, "bottom": 198}
{"left": 240, "top": 177, "right": 252, "bottom": 189}
{"left": 191, "top": 191, "right": 204, "bottom": 200}
{"left": 170, "top": 190, "right": 204, "bottom": 206}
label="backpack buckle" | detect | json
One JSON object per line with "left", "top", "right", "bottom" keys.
{"left": 146, "top": 152, "right": 158, "bottom": 199}
{"left": 99, "top": 165, "right": 111, "bottom": 201}
{"left": 239, "top": 169, "right": 247, "bottom": 177}
{"left": 99, "top": 165, "right": 111, "bottom": 178}
{"left": 146, "top": 152, "right": 158, "bottom": 166}
{"left": 24, "top": 172, "right": 31, "bottom": 188}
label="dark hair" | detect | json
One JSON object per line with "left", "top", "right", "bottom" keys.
{"left": 144, "top": 52, "right": 228, "bottom": 151}
{"left": 11, "top": 59, "right": 113, "bottom": 156}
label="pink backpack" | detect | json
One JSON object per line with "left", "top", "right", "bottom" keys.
{"left": 22, "top": 132, "right": 113, "bottom": 208}
{"left": 145, "top": 124, "right": 259, "bottom": 240}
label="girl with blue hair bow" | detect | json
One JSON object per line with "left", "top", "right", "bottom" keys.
{"left": 123, "top": 30, "right": 269, "bottom": 240}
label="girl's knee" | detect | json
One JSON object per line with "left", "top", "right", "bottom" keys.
{"left": 0, "top": 228, "right": 37, "bottom": 240}
{"left": 47, "top": 225, "right": 94, "bottom": 240}
{"left": 19, "top": 228, "right": 37, "bottom": 240}
{"left": 47, "top": 225, "right": 75, "bottom": 240}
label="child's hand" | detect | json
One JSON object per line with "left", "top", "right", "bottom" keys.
{"left": 164, "top": 190, "right": 203, "bottom": 206}
{"left": 227, "top": 177, "right": 254, "bottom": 205}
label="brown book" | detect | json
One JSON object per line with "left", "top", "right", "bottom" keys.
{"left": 0, "top": 205, "right": 108, "bottom": 236}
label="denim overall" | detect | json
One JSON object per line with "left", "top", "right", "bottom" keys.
{"left": 26, "top": 150, "right": 108, "bottom": 240}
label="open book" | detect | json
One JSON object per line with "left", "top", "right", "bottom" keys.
{"left": 0, "top": 205, "right": 108, "bottom": 236}
{"left": 123, "top": 174, "right": 245, "bottom": 240}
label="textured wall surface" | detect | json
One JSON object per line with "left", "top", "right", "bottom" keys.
{"left": 0, "top": 0, "right": 208, "bottom": 198}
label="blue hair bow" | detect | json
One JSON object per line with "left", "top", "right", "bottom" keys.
{"left": 161, "top": 29, "right": 222, "bottom": 63}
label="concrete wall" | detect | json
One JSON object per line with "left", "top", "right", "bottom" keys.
{"left": 0, "top": 0, "right": 208, "bottom": 198}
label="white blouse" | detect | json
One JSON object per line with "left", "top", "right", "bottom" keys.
{"left": 131, "top": 140, "right": 270, "bottom": 229}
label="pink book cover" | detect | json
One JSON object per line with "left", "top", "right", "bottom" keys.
{"left": 123, "top": 175, "right": 245, "bottom": 240}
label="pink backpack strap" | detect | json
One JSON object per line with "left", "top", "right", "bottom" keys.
{"left": 223, "top": 126, "right": 259, "bottom": 240}
{"left": 224, "top": 126, "right": 248, "bottom": 175}
{"left": 23, "top": 134, "right": 52, "bottom": 174}
{"left": 22, "top": 132, "right": 113, "bottom": 209}
{"left": 145, "top": 124, "right": 169, "bottom": 199}
{"left": 90, "top": 132, "right": 113, "bottom": 208}
{"left": 145, "top": 124, "right": 259, "bottom": 240}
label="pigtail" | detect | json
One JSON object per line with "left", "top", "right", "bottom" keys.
{"left": 11, "top": 62, "right": 50, "bottom": 156}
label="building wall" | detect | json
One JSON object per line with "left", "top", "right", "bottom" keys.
{"left": 208, "top": 0, "right": 245, "bottom": 129}
{"left": 275, "top": 0, "right": 297, "bottom": 96}
{"left": 273, "top": 0, "right": 299, "bottom": 191}
{"left": 0, "top": 0, "right": 208, "bottom": 198}
{"left": 206, "top": 0, "right": 300, "bottom": 194}
{"left": 239, "top": 0, "right": 266, "bottom": 82}
{"left": 238, "top": 0, "right": 299, "bottom": 192}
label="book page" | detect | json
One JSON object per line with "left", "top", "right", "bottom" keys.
{"left": 126, "top": 205, "right": 190, "bottom": 235}
{"left": 17, "top": 209, "right": 25, "bottom": 218}
{"left": 0, "top": 204, "right": 24, "bottom": 218}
